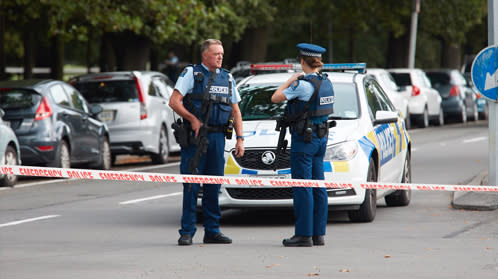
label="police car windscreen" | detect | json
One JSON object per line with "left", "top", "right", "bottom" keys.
{"left": 238, "top": 83, "right": 359, "bottom": 121}
{"left": 239, "top": 85, "right": 286, "bottom": 120}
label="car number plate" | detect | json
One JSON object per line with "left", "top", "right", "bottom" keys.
{"left": 251, "top": 174, "right": 291, "bottom": 180}
{"left": 98, "top": 110, "right": 115, "bottom": 122}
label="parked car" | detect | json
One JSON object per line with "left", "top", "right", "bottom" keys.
{"left": 388, "top": 68, "right": 444, "bottom": 128}
{"left": 70, "top": 71, "right": 181, "bottom": 165}
{"left": 200, "top": 64, "right": 412, "bottom": 222}
{"left": 464, "top": 74, "right": 488, "bottom": 120}
{"left": 0, "top": 108, "right": 21, "bottom": 186}
{"left": 425, "top": 69, "right": 478, "bottom": 123}
{"left": 367, "top": 68, "right": 411, "bottom": 129}
{"left": 0, "top": 79, "right": 111, "bottom": 170}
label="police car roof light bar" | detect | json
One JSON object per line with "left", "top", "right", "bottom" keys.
{"left": 249, "top": 64, "right": 301, "bottom": 75}
{"left": 322, "top": 63, "right": 367, "bottom": 73}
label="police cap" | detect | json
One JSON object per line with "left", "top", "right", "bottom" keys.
{"left": 297, "top": 43, "right": 326, "bottom": 58}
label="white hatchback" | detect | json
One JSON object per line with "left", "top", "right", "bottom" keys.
{"left": 367, "top": 68, "right": 410, "bottom": 129}
{"left": 388, "top": 68, "right": 444, "bottom": 128}
{"left": 201, "top": 64, "right": 412, "bottom": 222}
{"left": 71, "top": 71, "right": 181, "bottom": 165}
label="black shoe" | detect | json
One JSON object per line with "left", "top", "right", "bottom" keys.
{"left": 178, "top": 234, "right": 193, "bottom": 246}
{"left": 312, "top": 235, "right": 325, "bottom": 246}
{"left": 282, "top": 235, "right": 312, "bottom": 247}
{"left": 203, "top": 233, "right": 232, "bottom": 244}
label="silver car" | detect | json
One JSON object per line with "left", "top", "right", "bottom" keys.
{"left": 70, "top": 71, "right": 181, "bottom": 164}
{"left": 0, "top": 108, "right": 21, "bottom": 187}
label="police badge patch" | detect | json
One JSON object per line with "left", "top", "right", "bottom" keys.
{"left": 180, "top": 68, "right": 188, "bottom": 77}
{"left": 291, "top": 80, "right": 299, "bottom": 90}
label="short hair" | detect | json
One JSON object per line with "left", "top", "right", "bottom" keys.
{"left": 201, "top": 39, "right": 222, "bottom": 54}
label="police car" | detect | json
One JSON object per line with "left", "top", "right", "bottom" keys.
{"left": 203, "top": 63, "right": 412, "bottom": 222}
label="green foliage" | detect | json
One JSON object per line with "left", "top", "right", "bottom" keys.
{"left": 1, "top": 0, "right": 490, "bottom": 68}
{"left": 420, "top": 0, "right": 487, "bottom": 46}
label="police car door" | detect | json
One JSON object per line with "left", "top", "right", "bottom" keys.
{"left": 365, "top": 79, "right": 404, "bottom": 183}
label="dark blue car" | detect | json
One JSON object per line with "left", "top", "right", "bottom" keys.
{"left": 0, "top": 79, "right": 112, "bottom": 170}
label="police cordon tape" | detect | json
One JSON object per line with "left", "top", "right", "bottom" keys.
{"left": 1, "top": 165, "right": 498, "bottom": 193}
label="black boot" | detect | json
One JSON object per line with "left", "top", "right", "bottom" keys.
{"left": 312, "top": 235, "right": 325, "bottom": 246}
{"left": 282, "top": 235, "right": 312, "bottom": 247}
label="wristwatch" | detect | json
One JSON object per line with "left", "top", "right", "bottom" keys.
{"left": 236, "top": 135, "right": 244, "bottom": 141}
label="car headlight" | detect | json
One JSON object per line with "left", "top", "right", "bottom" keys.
{"left": 324, "top": 141, "right": 358, "bottom": 161}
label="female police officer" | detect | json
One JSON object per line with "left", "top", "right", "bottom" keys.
{"left": 271, "top": 43, "right": 334, "bottom": 247}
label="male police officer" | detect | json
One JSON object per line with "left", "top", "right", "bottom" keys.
{"left": 169, "top": 39, "right": 245, "bottom": 246}
{"left": 271, "top": 43, "right": 334, "bottom": 247}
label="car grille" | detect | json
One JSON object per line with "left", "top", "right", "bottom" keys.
{"left": 226, "top": 188, "right": 293, "bottom": 200}
{"left": 232, "top": 149, "right": 290, "bottom": 170}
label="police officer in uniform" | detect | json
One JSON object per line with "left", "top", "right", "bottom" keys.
{"left": 169, "top": 39, "right": 245, "bottom": 246}
{"left": 271, "top": 43, "right": 334, "bottom": 247}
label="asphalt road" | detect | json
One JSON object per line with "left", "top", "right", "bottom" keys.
{"left": 1, "top": 121, "right": 497, "bottom": 279}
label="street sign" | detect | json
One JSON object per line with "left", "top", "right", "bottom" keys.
{"left": 471, "top": 45, "right": 498, "bottom": 101}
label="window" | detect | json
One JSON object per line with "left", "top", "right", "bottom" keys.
{"left": 366, "top": 80, "right": 394, "bottom": 120}
{"left": 50, "top": 84, "right": 70, "bottom": 107}
{"left": 63, "top": 84, "right": 88, "bottom": 113}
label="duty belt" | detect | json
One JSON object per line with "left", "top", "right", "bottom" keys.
{"left": 206, "top": 125, "right": 225, "bottom": 133}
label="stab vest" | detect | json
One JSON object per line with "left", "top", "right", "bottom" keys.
{"left": 286, "top": 73, "right": 334, "bottom": 124}
{"left": 184, "top": 64, "right": 233, "bottom": 127}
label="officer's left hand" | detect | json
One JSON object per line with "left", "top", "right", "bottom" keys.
{"left": 234, "top": 140, "right": 244, "bottom": 157}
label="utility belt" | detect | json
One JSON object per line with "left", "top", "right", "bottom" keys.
{"left": 290, "top": 119, "right": 333, "bottom": 143}
{"left": 172, "top": 117, "right": 233, "bottom": 148}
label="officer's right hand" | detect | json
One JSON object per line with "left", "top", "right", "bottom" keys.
{"left": 190, "top": 118, "right": 202, "bottom": 138}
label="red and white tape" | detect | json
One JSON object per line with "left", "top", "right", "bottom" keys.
{"left": 1, "top": 165, "right": 497, "bottom": 192}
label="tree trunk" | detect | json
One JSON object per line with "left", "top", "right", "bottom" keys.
{"left": 150, "top": 47, "right": 158, "bottom": 71}
{"left": 99, "top": 33, "right": 116, "bottom": 72}
{"left": 441, "top": 40, "right": 461, "bottom": 69}
{"left": 349, "top": 25, "right": 356, "bottom": 62}
{"left": 236, "top": 26, "right": 270, "bottom": 64}
{"left": 110, "top": 31, "right": 151, "bottom": 71}
{"left": 23, "top": 29, "right": 35, "bottom": 79}
{"left": 0, "top": 10, "right": 6, "bottom": 80}
{"left": 50, "top": 34, "right": 64, "bottom": 80}
{"left": 387, "top": 32, "right": 410, "bottom": 68}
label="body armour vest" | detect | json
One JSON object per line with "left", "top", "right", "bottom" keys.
{"left": 286, "top": 73, "right": 334, "bottom": 124}
{"left": 184, "top": 64, "right": 233, "bottom": 127}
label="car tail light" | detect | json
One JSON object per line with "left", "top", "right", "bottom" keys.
{"left": 36, "top": 145, "right": 54, "bottom": 151}
{"left": 133, "top": 74, "right": 147, "bottom": 120}
{"left": 34, "top": 97, "right": 53, "bottom": 121}
{"left": 411, "top": 85, "right": 421, "bottom": 96}
{"left": 449, "top": 85, "right": 460, "bottom": 97}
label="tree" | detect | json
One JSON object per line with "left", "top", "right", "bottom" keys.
{"left": 419, "top": 0, "right": 487, "bottom": 68}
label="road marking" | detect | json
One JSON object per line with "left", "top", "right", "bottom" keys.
{"left": 119, "top": 192, "right": 182, "bottom": 205}
{"left": 0, "top": 215, "right": 60, "bottom": 228}
{"left": 463, "top": 136, "right": 487, "bottom": 143}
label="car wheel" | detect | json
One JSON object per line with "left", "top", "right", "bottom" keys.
{"left": 91, "top": 137, "right": 112, "bottom": 170}
{"left": 348, "top": 157, "right": 377, "bottom": 222}
{"left": 151, "top": 126, "right": 169, "bottom": 164}
{"left": 404, "top": 112, "right": 411, "bottom": 130}
{"left": 433, "top": 106, "right": 444, "bottom": 126}
{"left": 479, "top": 104, "right": 488, "bottom": 120}
{"left": 418, "top": 108, "right": 429, "bottom": 128}
{"left": 0, "top": 146, "right": 18, "bottom": 187}
{"left": 51, "top": 140, "right": 70, "bottom": 169}
{"left": 469, "top": 104, "right": 478, "bottom": 121}
{"left": 459, "top": 106, "right": 467, "bottom": 123}
{"left": 385, "top": 151, "right": 411, "bottom": 206}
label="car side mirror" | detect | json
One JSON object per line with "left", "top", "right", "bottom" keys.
{"left": 89, "top": 104, "right": 103, "bottom": 116}
{"left": 373, "top": 110, "right": 398, "bottom": 125}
